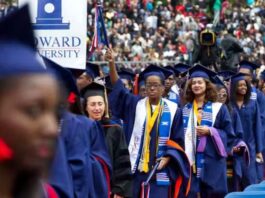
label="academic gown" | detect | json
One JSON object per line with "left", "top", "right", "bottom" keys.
{"left": 109, "top": 79, "right": 190, "bottom": 198}
{"left": 252, "top": 88, "right": 265, "bottom": 181}
{"left": 227, "top": 108, "right": 246, "bottom": 192}
{"left": 232, "top": 99, "right": 263, "bottom": 188}
{"left": 100, "top": 119, "right": 133, "bottom": 197}
{"left": 49, "top": 112, "right": 112, "bottom": 198}
{"left": 184, "top": 103, "right": 234, "bottom": 198}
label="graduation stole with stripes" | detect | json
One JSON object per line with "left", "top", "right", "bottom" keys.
{"left": 138, "top": 99, "right": 171, "bottom": 185}
{"left": 183, "top": 101, "right": 213, "bottom": 178}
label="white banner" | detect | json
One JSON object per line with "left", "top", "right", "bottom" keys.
{"left": 19, "top": 0, "right": 87, "bottom": 69}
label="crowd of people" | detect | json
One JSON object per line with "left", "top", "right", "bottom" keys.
{"left": 87, "top": 0, "right": 265, "bottom": 72}
{"left": 1, "top": 1, "right": 265, "bottom": 198}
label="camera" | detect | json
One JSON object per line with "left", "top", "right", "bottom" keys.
{"left": 199, "top": 29, "right": 216, "bottom": 46}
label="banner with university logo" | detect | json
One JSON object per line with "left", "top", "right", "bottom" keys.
{"left": 19, "top": 0, "right": 87, "bottom": 69}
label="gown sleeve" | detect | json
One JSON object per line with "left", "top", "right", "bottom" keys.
{"left": 49, "top": 136, "right": 74, "bottom": 198}
{"left": 257, "top": 90, "right": 265, "bottom": 150}
{"left": 108, "top": 78, "right": 141, "bottom": 142}
{"left": 207, "top": 104, "right": 236, "bottom": 156}
{"left": 253, "top": 102, "right": 263, "bottom": 153}
{"left": 105, "top": 125, "right": 133, "bottom": 197}
{"left": 165, "top": 108, "right": 191, "bottom": 197}
{"left": 86, "top": 118, "right": 112, "bottom": 198}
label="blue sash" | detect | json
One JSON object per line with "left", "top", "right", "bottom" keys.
{"left": 134, "top": 101, "right": 172, "bottom": 186}
{"left": 183, "top": 101, "right": 213, "bottom": 178}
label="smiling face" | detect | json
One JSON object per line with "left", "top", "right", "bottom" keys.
{"left": 86, "top": 95, "right": 105, "bottom": 121}
{"left": 236, "top": 80, "right": 248, "bottom": 96}
{"left": 0, "top": 74, "right": 60, "bottom": 172}
{"left": 191, "top": 77, "right": 206, "bottom": 96}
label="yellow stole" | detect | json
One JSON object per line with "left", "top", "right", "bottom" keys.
{"left": 139, "top": 99, "right": 162, "bottom": 173}
{"left": 193, "top": 100, "right": 202, "bottom": 125}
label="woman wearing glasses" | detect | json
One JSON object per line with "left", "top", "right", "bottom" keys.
{"left": 105, "top": 48, "right": 190, "bottom": 198}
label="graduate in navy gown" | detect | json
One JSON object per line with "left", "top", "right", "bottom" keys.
{"left": 163, "top": 66, "right": 181, "bottom": 105}
{"left": 45, "top": 59, "right": 112, "bottom": 198}
{"left": 69, "top": 62, "right": 101, "bottom": 91}
{"left": 238, "top": 61, "right": 265, "bottom": 182}
{"left": 105, "top": 48, "right": 191, "bottom": 198}
{"left": 0, "top": 6, "right": 60, "bottom": 197}
{"left": 229, "top": 73, "right": 263, "bottom": 189}
{"left": 182, "top": 65, "right": 235, "bottom": 198}
{"left": 118, "top": 68, "right": 135, "bottom": 93}
{"left": 214, "top": 76, "right": 248, "bottom": 192}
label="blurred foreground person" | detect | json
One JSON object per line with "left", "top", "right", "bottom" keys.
{"left": 0, "top": 6, "right": 60, "bottom": 198}
{"left": 44, "top": 59, "right": 112, "bottom": 198}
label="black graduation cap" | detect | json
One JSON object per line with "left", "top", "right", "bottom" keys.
{"left": 174, "top": 63, "right": 191, "bottom": 73}
{"left": 81, "top": 82, "right": 110, "bottom": 118}
{"left": 86, "top": 62, "right": 101, "bottom": 79}
{"left": 118, "top": 68, "right": 135, "bottom": 82}
{"left": 43, "top": 57, "right": 80, "bottom": 96}
{"left": 0, "top": 5, "right": 46, "bottom": 78}
{"left": 239, "top": 60, "right": 260, "bottom": 72}
{"left": 164, "top": 66, "right": 180, "bottom": 76}
{"left": 0, "top": 5, "right": 36, "bottom": 51}
{"left": 140, "top": 64, "right": 173, "bottom": 81}
{"left": 81, "top": 82, "right": 105, "bottom": 99}
{"left": 188, "top": 64, "right": 217, "bottom": 80}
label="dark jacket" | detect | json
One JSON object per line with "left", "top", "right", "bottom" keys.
{"left": 100, "top": 119, "right": 133, "bottom": 198}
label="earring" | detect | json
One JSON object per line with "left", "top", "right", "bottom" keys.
{"left": 0, "top": 138, "right": 13, "bottom": 161}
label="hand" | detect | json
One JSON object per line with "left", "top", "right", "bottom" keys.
{"left": 232, "top": 146, "right": 241, "bottom": 153}
{"left": 196, "top": 126, "right": 210, "bottom": 136}
{"left": 157, "top": 156, "right": 170, "bottom": 170}
{"left": 256, "top": 152, "right": 264, "bottom": 163}
{"left": 105, "top": 48, "right": 114, "bottom": 63}
{"left": 113, "top": 194, "right": 123, "bottom": 198}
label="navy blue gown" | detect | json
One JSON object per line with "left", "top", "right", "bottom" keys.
{"left": 49, "top": 112, "right": 112, "bottom": 198}
{"left": 109, "top": 79, "right": 190, "bottom": 198}
{"left": 184, "top": 103, "right": 234, "bottom": 198}
{"left": 232, "top": 99, "right": 263, "bottom": 188}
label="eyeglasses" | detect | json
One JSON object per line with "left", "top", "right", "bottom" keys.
{"left": 146, "top": 83, "right": 162, "bottom": 89}
{"left": 218, "top": 93, "right": 227, "bottom": 98}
